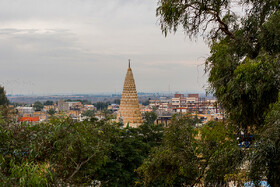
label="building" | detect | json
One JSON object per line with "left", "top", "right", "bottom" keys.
{"left": 58, "top": 100, "right": 69, "bottom": 112}
{"left": 188, "top": 94, "right": 199, "bottom": 98}
{"left": 117, "top": 61, "right": 143, "bottom": 127}
{"left": 172, "top": 94, "right": 187, "bottom": 108}
{"left": 18, "top": 116, "right": 40, "bottom": 124}
{"left": 107, "top": 104, "right": 119, "bottom": 112}
{"left": 16, "top": 106, "right": 34, "bottom": 115}
{"left": 83, "top": 104, "right": 95, "bottom": 111}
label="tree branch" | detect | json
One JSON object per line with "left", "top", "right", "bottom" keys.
{"left": 186, "top": 2, "right": 235, "bottom": 39}
{"left": 67, "top": 153, "right": 96, "bottom": 182}
{"left": 201, "top": 5, "right": 235, "bottom": 40}
{"left": 216, "top": 14, "right": 235, "bottom": 39}
{"left": 191, "top": 153, "right": 213, "bottom": 186}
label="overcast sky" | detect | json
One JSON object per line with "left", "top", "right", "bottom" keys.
{"left": 0, "top": 0, "right": 209, "bottom": 95}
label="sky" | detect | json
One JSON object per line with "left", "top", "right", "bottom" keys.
{"left": 0, "top": 0, "right": 209, "bottom": 95}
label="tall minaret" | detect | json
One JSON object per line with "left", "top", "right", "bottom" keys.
{"left": 117, "top": 60, "right": 143, "bottom": 127}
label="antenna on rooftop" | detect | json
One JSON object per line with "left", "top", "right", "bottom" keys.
{"left": 128, "top": 59, "right": 131, "bottom": 68}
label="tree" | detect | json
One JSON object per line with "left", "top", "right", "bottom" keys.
{"left": 79, "top": 100, "right": 91, "bottom": 105}
{"left": 47, "top": 108, "right": 56, "bottom": 116}
{"left": 0, "top": 87, "right": 10, "bottom": 121}
{"left": 249, "top": 94, "right": 280, "bottom": 187}
{"left": 144, "top": 111, "right": 157, "bottom": 125}
{"left": 94, "top": 123, "right": 164, "bottom": 186}
{"left": 64, "top": 99, "right": 91, "bottom": 105}
{"left": 44, "top": 100, "right": 54, "bottom": 106}
{"left": 138, "top": 118, "right": 243, "bottom": 186}
{"left": 0, "top": 116, "right": 113, "bottom": 185}
{"left": 0, "top": 109, "right": 164, "bottom": 186}
{"left": 138, "top": 117, "right": 199, "bottom": 186}
{"left": 138, "top": 123, "right": 164, "bottom": 148}
{"left": 157, "top": 0, "right": 280, "bottom": 132}
{"left": 81, "top": 110, "right": 95, "bottom": 118}
{"left": 8, "top": 161, "right": 53, "bottom": 186}
{"left": 0, "top": 86, "right": 9, "bottom": 106}
{"left": 94, "top": 102, "right": 110, "bottom": 111}
{"left": 94, "top": 127, "right": 149, "bottom": 186}
{"left": 156, "top": 1, "right": 280, "bottom": 185}
{"left": 33, "top": 101, "right": 44, "bottom": 112}
{"left": 199, "top": 121, "right": 244, "bottom": 186}
{"left": 44, "top": 118, "right": 111, "bottom": 184}
{"left": 141, "top": 99, "right": 149, "bottom": 106}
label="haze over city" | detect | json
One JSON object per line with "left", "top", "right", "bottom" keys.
{"left": 0, "top": 0, "right": 209, "bottom": 95}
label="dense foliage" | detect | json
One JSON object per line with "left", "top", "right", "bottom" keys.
{"left": 33, "top": 101, "right": 44, "bottom": 112}
{"left": 138, "top": 117, "right": 243, "bottom": 186}
{"left": 94, "top": 102, "right": 110, "bottom": 111}
{"left": 0, "top": 86, "right": 9, "bottom": 106}
{"left": 249, "top": 94, "right": 280, "bottom": 186}
{"left": 0, "top": 115, "right": 111, "bottom": 185}
{"left": 81, "top": 110, "right": 95, "bottom": 118}
{"left": 44, "top": 101, "right": 54, "bottom": 106}
{"left": 3, "top": 108, "right": 244, "bottom": 186}
{"left": 94, "top": 123, "right": 164, "bottom": 186}
{"left": 157, "top": 1, "right": 280, "bottom": 186}
{"left": 144, "top": 111, "right": 157, "bottom": 125}
{"left": 47, "top": 108, "right": 56, "bottom": 116}
{"left": 0, "top": 107, "right": 164, "bottom": 186}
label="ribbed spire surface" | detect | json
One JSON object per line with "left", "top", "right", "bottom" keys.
{"left": 117, "top": 64, "right": 143, "bottom": 127}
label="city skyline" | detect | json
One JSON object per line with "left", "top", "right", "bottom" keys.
{"left": 0, "top": 0, "right": 209, "bottom": 95}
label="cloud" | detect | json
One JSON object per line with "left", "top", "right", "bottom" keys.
{"left": 0, "top": 0, "right": 209, "bottom": 95}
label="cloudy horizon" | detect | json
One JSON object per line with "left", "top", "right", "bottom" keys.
{"left": 0, "top": 0, "right": 209, "bottom": 95}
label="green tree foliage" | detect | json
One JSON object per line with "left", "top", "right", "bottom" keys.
{"left": 0, "top": 115, "right": 114, "bottom": 185}
{"left": 207, "top": 48, "right": 280, "bottom": 130}
{"left": 138, "top": 123, "right": 164, "bottom": 148}
{"left": 47, "top": 108, "right": 56, "bottom": 116}
{"left": 8, "top": 161, "right": 53, "bottom": 186}
{"left": 157, "top": 0, "right": 280, "bottom": 131}
{"left": 138, "top": 117, "right": 199, "bottom": 186}
{"left": 79, "top": 100, "right": 91, "bottom": 105}
{"left": 157, "top": 2, "right": 280, "bottom": 185}
{"left": 44, "top": 100, "right": 54, "bottom": 106}
{"left": 33, "top": 101, "right": 44, "bottom": 112}
{"left": 249, "top": 94, "right": 280, "bottom": 187}
{"left": 45, "top": 118, "right": 111, "bottom": 184}
{"left": 0, "top": 86, "right": 9, "bottom": 106}
{"left": 94, "top": 123, "right": 164, "bottom": 186}
{"left": 199, "top": 121, "right": 244, "bottom": 186}
{"left": 65, "top": 99, "right": 91, "bottom": 105}
{"left": 81, "top": 110, "right": 95, "bottom": 118}
{"left": 102, "top": 109, "right": 113, "bottom": 119}
{"left": 141, "top": 99, "right": 149, "bottom": 106}
{"left": 138, "top": 117, "right": 243, "bottom": 186}
{"left": 95, "top": 127, "right": 148, "bottom": 186}
{"left": 0, "top": 87, "right": 12, "bottom": 122}
{"left": 94, "top": 102, "right": 110, "bottom": 111}
{"left": 0, "top": 108, "right": 164, "bottom": 186}
{"left": 11, "top": 102, "right": 27, "bottom": 107}
{"left": 144, "top": 111, "right": 157, "bottom": 124}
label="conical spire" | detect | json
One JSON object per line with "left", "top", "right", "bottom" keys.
{"left": 117, "top": 60, "right": 143, "bottom": 127}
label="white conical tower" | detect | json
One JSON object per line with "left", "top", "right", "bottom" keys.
{"left": 117, "top": 60, "right": 143, "bottom": 127}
